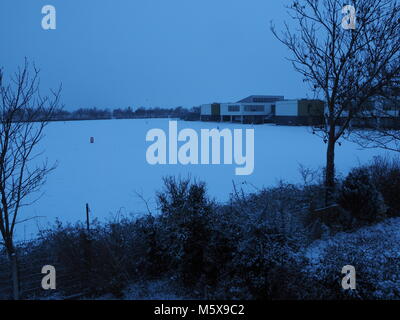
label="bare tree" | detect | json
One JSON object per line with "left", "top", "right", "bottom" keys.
{"left": 271, "top": 0, "right": 400, "bottom": 203}
{"left": 0, "top": 60, "right": 61, "bottom": 299}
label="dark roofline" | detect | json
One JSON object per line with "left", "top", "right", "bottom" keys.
{"left": 237, "top": 95, "right": 285, "bottom": 103}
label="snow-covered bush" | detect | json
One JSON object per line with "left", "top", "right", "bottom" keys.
{"left": 230, "top": 182, "right": 314, "bottom": 244}
{"left": 153, "top": 179, "right": 315, "bottom": 299}
{"left": 156, "top": 176, "right": 214, "bottom": 289}
{"left": 219, "top": 226, "right": 307, "bottom": 299}
{"left": 368, "top": 156, "right": 400, "bottom": 217}
{"left": 208, "top": 183, "right": 313, "bottom": 299}
{"left": 305, "top": 218, "right": 400, "bottom": 299}
{"left": 338, "top": 167, "right": 386, "bottom": 223}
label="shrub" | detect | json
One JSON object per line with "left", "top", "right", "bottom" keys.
{"left": 156, "top": 176, "right": 214, "bottom": 289}
{"left": 338, "top": 167, "right": 386, "bottom": 223}
{"left": 219, "top": 227, "right": 307, "bottom": 300}
{"left": 305, "top": 218, "right": 400, "bottom": 299}
{"left": 39, "top": 219, "right": 132, "bottom": 297}
{"left": 368, "top": 156, "right": 400, "bottom": 217}
{"left": 210, "top": 182, "right": 311, "bottom": 299}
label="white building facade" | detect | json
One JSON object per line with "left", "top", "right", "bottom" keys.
{"left": 200, "top": 95, "right": 284, "bottom": 124}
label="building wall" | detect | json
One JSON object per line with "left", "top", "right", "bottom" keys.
{"left": 274, "top": 115, "right": 324, "bottom": 126}
{"left": 211, "top": 103, "right": 221, "bottom": 116}
{"left": 201, "top": 104, "right": 212, "bottom": 116}
{"left": 298, "top": 100, "right": 325, "bottom": 117}
{"left": 219, "top": 103, "right": 275, "bottom": 116}
{"left": 220, "top": 103, "right": 241, "bottom": 116}
{"left": 274, "top": 100, "right": 324, "bottom": 125}
{"left": 276, "top": 100, "right": 298, "bottom": 116}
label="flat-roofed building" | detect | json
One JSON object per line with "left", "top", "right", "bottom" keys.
{"left": 200, "top": 95, "right": 284, "bottom": 124}
{"left": 199, "top": 93, "right": 400, "bottom": 128}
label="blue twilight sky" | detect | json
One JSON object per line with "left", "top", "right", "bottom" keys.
{"left": 0, "top": 0, "right": 309, "bottom": 110}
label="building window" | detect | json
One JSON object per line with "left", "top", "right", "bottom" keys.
{"left": 244, "top": 105, "right": 264, "bottom": 112}
{"left": 228, "top": 105, "right": 240, "bottom": 112}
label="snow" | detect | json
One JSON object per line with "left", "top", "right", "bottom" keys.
{"left": 304, "top": 218, "right": 400, "bottom": 298}
{"left": 306, "top": 218, "right": 400, "bottom": 264}
{"left": 16, "top": 119, "right": 396, "bottom": 240}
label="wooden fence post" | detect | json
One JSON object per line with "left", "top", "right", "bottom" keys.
{"left": 86, "top": 203, "right": 90, "bottom": 233}
{"left": 84, "top": 203, "right": 92, "bottom": 294}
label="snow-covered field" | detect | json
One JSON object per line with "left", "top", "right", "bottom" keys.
{"left": 17, "top": 119, "right": 395, "bottom": 240}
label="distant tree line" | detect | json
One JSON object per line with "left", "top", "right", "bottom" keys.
{"left": 48, "top": 106, "right": 200, "bottom": 121}
{"left": 2, "top": 106, "right": 200, "bottom": 123}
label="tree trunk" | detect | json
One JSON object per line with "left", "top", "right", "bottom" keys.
{"left": 325, "top": 133, "right": 336, "bottom": 206}
{"left": 10, "top": 252, "right": 20, "bottom": 300}
{"left": 5, "top": 236, "right": 20, "bottom": 300}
